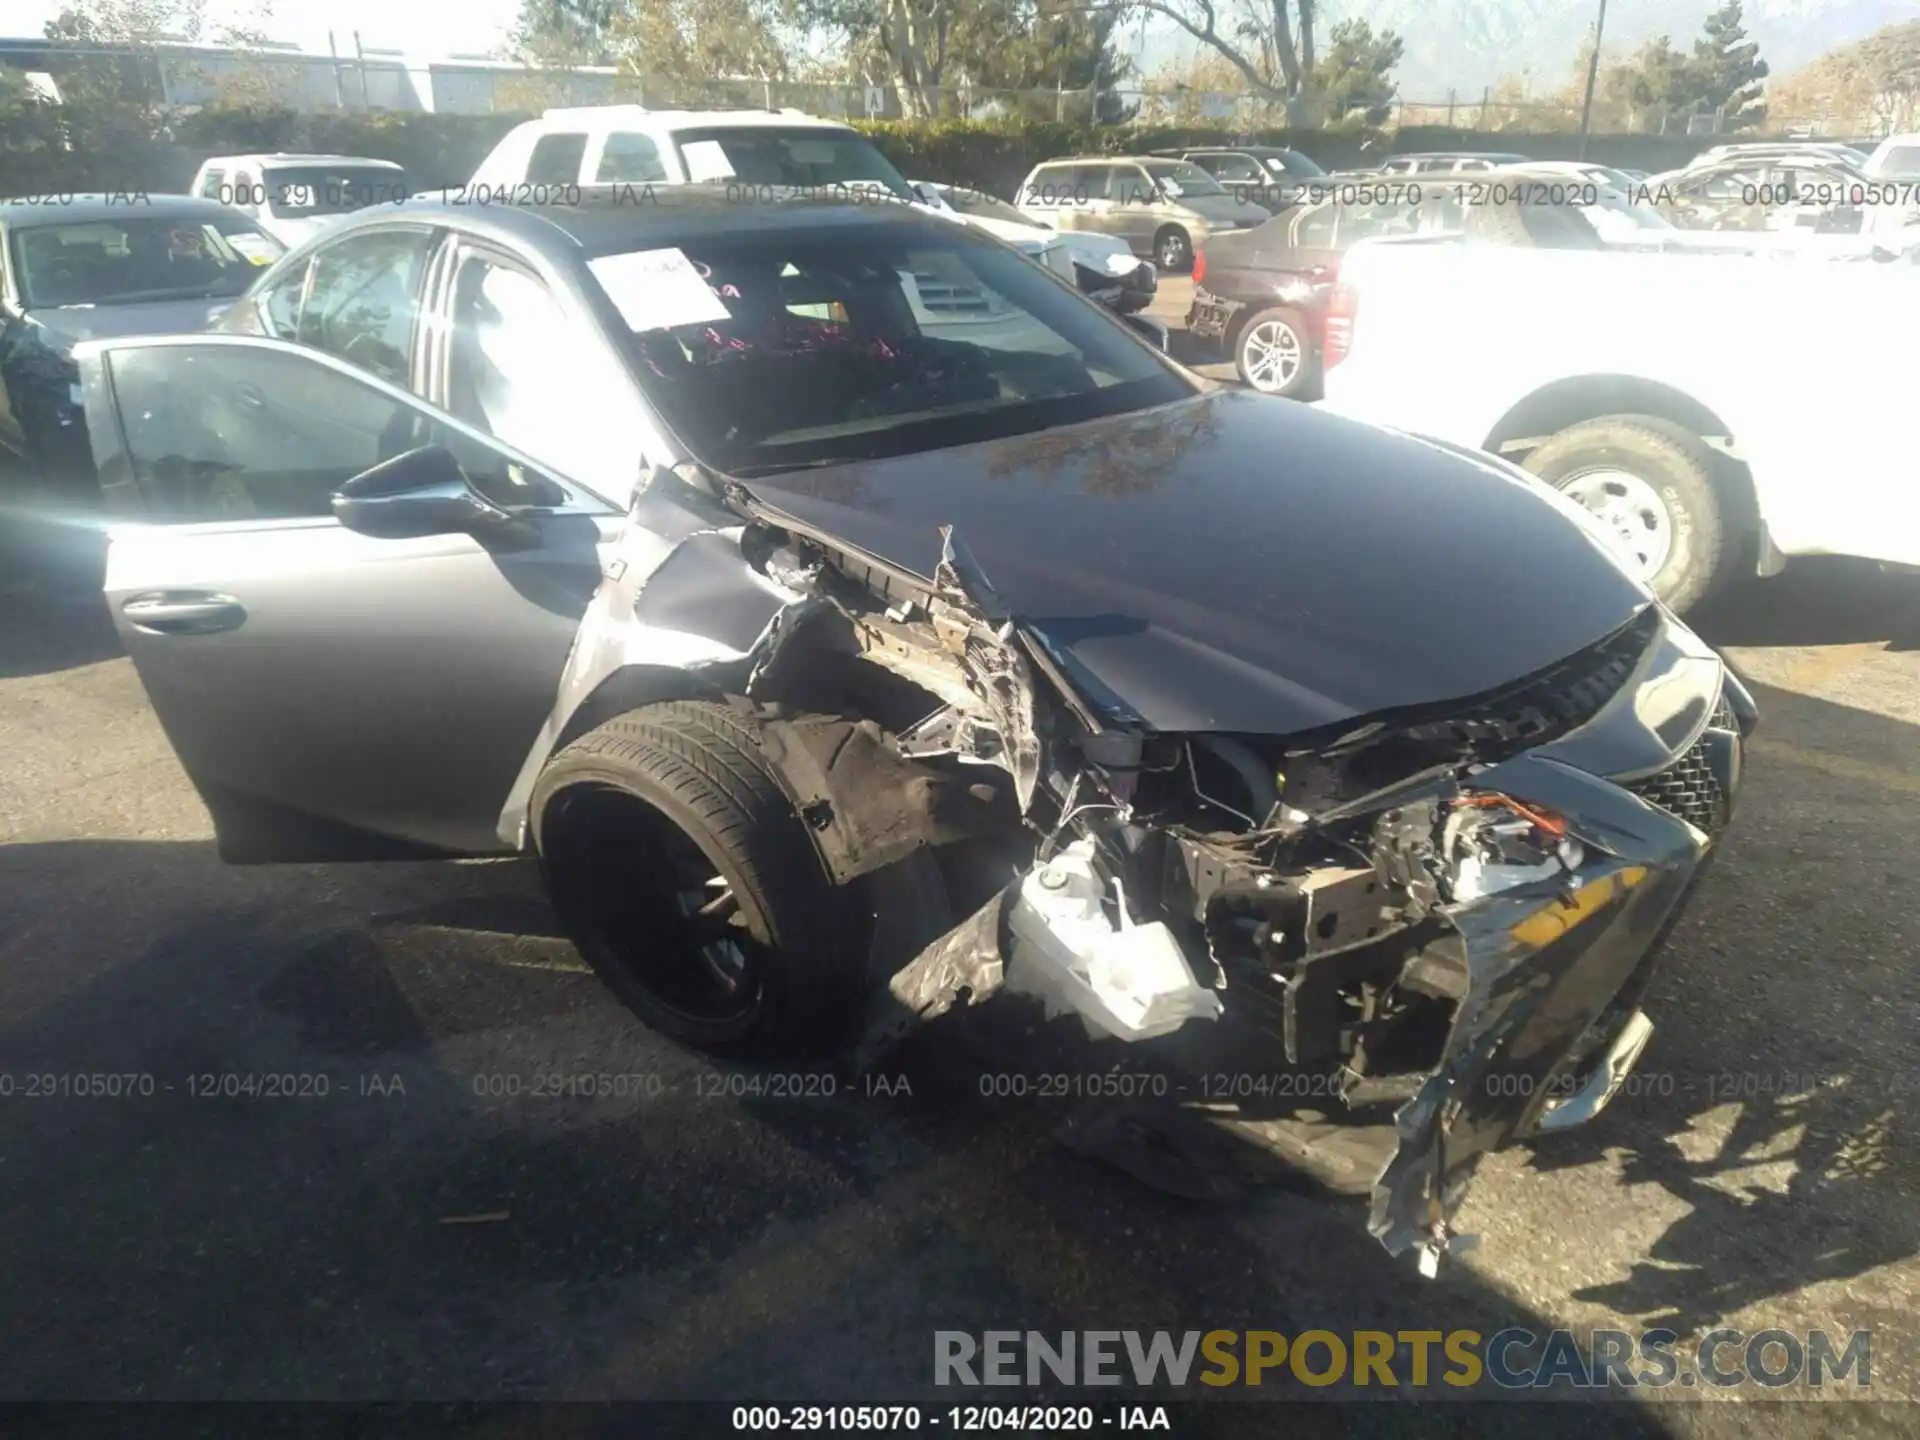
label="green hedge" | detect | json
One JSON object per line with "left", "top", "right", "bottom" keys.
{"left": 0, "top": 103, "right": 1720, "bottom": 201}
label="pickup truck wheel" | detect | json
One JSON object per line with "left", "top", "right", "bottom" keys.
{"left": 1154, "top": 226, "right": 1193, "bottom": 272}
{"left": 1234, "top": 307, "right": 1311, "bottom": 397}
{"left": 531, "top": 701, "right": 863, "bottom": 1055}
{"left": 1522, "top": 416, "right": 1727, "bottom": 613}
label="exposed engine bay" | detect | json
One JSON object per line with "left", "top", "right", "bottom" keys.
{"left": 610, "top": 479, "right": 1750, "bottom": 1277}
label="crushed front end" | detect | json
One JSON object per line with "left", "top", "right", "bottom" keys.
{"left": 726, "top": 511, "right": 1751, "bottom": 1274}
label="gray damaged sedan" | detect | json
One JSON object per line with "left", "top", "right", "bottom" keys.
{"left": 68, "top": 188, "right": 1751, "bottom": 1273}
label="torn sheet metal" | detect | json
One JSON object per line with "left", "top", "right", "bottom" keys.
{"left": 1367, "top": 753, "right": 1705, "bottom": 1272}
{"left": 933, "top": 526, "right": 1042, "bottom": 812}
{"left": 847, "top": 883, "right": 1014, "bottom": 1073}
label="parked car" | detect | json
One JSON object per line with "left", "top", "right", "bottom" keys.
{"left": 469, "top": 105, "right": 916, "bottom": 203}
{"left": 1370, "top": 151, "right": 1531, "bottom": 175}
{"left": 1494, "top": 159, "right": 1643, "bottom": 190}
{"left": 1648, "top": 153, "right": 1917, "bottom": 239}
{"left": 1688, "top": 141, "right": 1871, "bottom": 171}
{"left": 1864, "top": 132, "right": 1920, "bottom": 180}
{"left": 1014, "top": 155, "right": 1271, "bottom": 271}
{"left": 1148, "top": 145, "right": 1328, "bottom": 210}
{"left": 1188, "top": 169, "right": 1675, "bottom": 396}
{"left": 910, "top": 180, "right": 1157, "bottom": 313}
{"left": 1319, "top": 227, "right": 1920, "bottom": 610}
{"left": 0, "top": 194, "right": 284, "bottom": 493}
{"left": 189, "top": 154, "right": 409, "bottom": 248}
{"left": 75, "top": 185, "right": 1748, "bottom": 1275}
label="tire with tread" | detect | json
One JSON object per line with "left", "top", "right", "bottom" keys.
{"left": 531, "top": 700, "right": 861, "bottom": 1054}
{"left": 1154, "top": 226, "right": 1193, "bottom": 272}
{"left": 1522, "top": 414, "right": 1731, "bottom": 614}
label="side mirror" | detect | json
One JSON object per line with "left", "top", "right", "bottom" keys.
{"left": 1122, "top": 313, "right": 1170, "bottom": 353}
{"left": 332, "top": 445, "right": 534, "bottom": 544}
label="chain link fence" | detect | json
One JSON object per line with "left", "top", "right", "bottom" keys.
{"left": 0, "top": 38, "right": 1871, "bottom": 139}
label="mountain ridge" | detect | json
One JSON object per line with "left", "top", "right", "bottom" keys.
{"left": 1340, "top": 0, "right": 1920, "bottom": 103}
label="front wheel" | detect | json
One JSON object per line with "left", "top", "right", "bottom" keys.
{"left": 1154, "top": 226, "right": 1193, "bottom": 272}
{"left": 531, "top": 701, "right": 864, "bottom": 1054}
{"left": 1234, "top": 306, "right": 1312, "bottom": 397}
{"left": 1522, "top": 415, "right": 1731, "bottom": 614}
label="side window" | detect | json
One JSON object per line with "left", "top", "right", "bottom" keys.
{"left": 197, "top": 168, "right": 226, "bottom": 200}
{"left": 526, "top": 132, "right": 589, "bottom": 185}
{"left": 294, "top": 228, "right": 434, "bottom": 387}
{"left": 106, "top": 345, "right": 430, "bottom": 524}
{"left": 256, "top": 255, "right": 312, "bottom": 340}
{"left": 596, "top": 131, "right": 667, "bottom": 183}
{"left": 1212, "top": 154, "right": 1264, "bottom": 183}
{"left": 1292, "top": 201, "right": 1338, "bottom": 248}
{"left": 1108, "top": 165, "right": 1152, "bottom": 206}
{"left": 445, "top": 251, "right": 637, "bottom": 490}
{"left": 231, "top": 170, "right": 258, "bottom": 213}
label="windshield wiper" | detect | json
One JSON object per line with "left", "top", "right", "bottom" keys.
{"left": 725, "top": 457, "right": 854, "bottom": 478}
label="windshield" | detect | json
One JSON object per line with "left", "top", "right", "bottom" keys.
{"left": 1141, "top": 161, "right": 1227, "bottom": 196}
{"left": 1267, "top": 152, "right": 1326, "bottom": 178}
{"left": 940, "top": 187, "right": 1032, "bottom": 227}
{"left": 592, "top": 225, "right": 1186, "bottom": 476}
{"left": 673, "top": 127, "right": 912, "bottom": 199}
{"left": 10, "top": 216, "right": 284, "bottom": 307}
{"left": 262, "top": 165, "right": 409, "bottom": 216}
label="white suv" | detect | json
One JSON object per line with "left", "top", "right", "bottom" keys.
{"left": 189, "top": 153, "right": 408, "bottom": 247}
{"left": 468, "top": 106, "right": 916, "bottom": 201}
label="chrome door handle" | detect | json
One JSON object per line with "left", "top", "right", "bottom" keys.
{"left": 121, "top": 592, "right": 247, "bottom": 635}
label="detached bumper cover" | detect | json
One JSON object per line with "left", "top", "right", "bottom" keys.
{"left": 1369, "top": 747, "right": 1719, "bottom": 1268}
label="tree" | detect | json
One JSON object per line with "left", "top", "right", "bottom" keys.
{"left": 511, "top": 0, "right": 621, "bottom": 65}
{"left": 1311, "top": 18, "right": 1400, "bottom": 124}
{"left": 1106, "top": 0, "right": 1321, "bottom": 103}
{"left": 1768, "top": 20, "right": 1920, "bottom": 134}
{"left": 44, "top": 0, "right": 281, "bottom": 116}
{"left": 507, "top": 0, "right": 796, "bottom": 99}
{"left": 1690, "top": 0, "right": 1767, "bottom": 128}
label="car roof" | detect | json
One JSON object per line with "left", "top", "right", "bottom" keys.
{"left": 1392, "top": 151, "right": 1530, "bottom": 160}
{"left": 197, "top": 153, "right": 404, "bottom": 169}
{"left": 0, "top": 193, "right": 256, "bottom": 226}
{"left": 366, "top": 183, "right": 946, "bottom": 258}
{"left": 531, "top": 105, "right": 854, "bottom": 132}
{"left": 1156, "top": 145, "right": 1295, "bottom": 155}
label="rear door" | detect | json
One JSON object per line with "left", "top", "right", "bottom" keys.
{"left": 1103, "top": 163, "right": 1158, "bottom": 250}
{"left": 77, "top": 334, "right": 619, "bottom": 861}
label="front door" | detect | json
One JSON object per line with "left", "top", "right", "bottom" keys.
{"left": 76, "top": 333, "right": 621, "bottom": 860}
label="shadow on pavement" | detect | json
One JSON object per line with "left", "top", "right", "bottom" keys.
{"left": 1690, "top": 559, "right": 1920, "bottom": 650}
{"left": 0, "top": 836, "right": 1681, "bottom": 1423}
{"left": 1514, "top": 678, "right": 1920, "bottom": 1357}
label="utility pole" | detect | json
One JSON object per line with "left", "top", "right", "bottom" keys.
{"left": 1576, "top": 0, "right": 1609, "bottom": 159}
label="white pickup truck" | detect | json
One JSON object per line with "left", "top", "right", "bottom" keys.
{"left": 1317, "top": 233, "right": 1920, "bottom": 610}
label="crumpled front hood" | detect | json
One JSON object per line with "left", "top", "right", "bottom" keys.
{"left": 27, "top": 297, "right": 235, "bottom": 349}
{"left": 743, "top": 389, "right": 1653, "bottom": 736}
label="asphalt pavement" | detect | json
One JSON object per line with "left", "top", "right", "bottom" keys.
{"left": 2, "top": 300, "right": 1917, "bottom": 1429}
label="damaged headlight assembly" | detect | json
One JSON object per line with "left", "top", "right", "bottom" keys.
{"left": 724, "top": 512, "right": 1743, "bottom": 1279}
